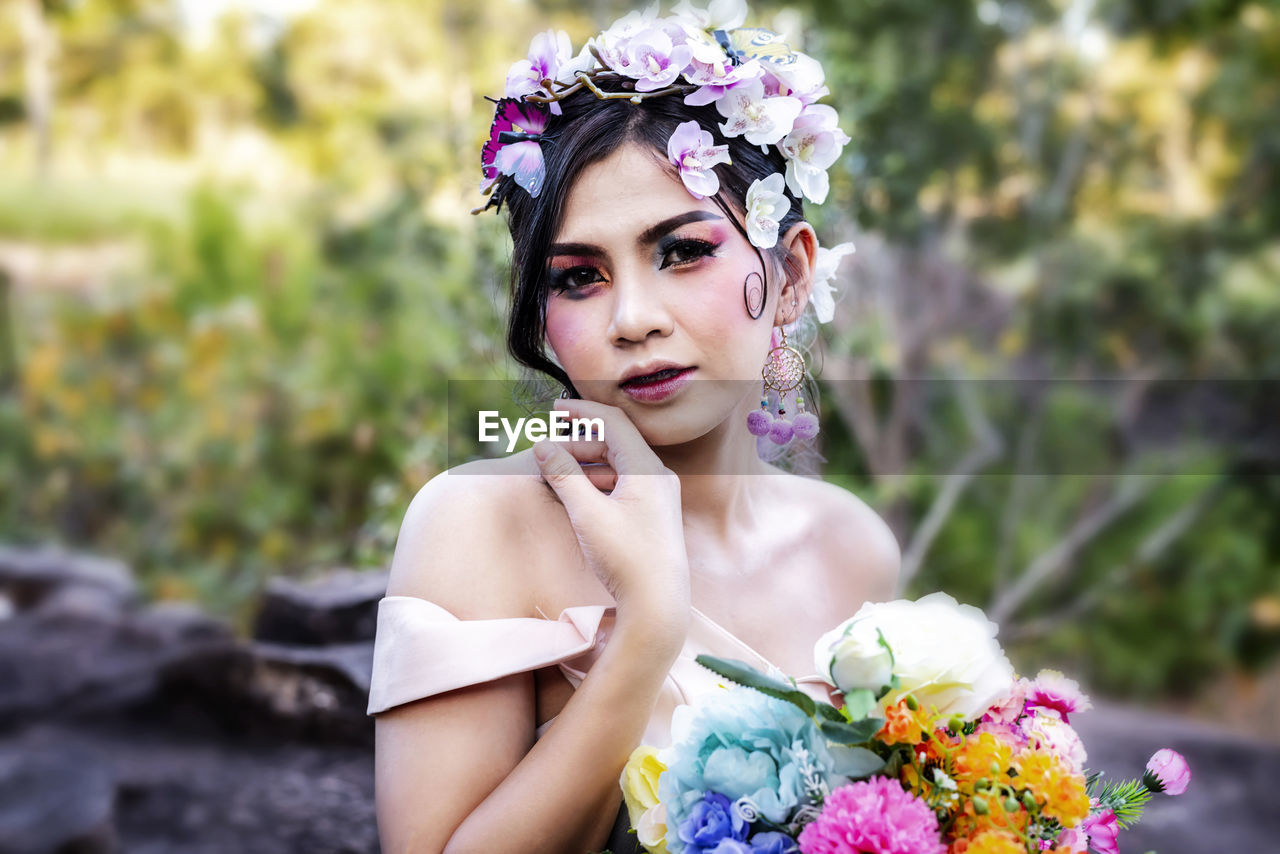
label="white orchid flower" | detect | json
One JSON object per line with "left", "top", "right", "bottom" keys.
{"left": 744, "top": 172, "right": 791, "bottom": 249}
{"left": 780, "top": 104, "right": 850, "bottom": 204}
{"left": 809, "top": 241, "right": 855, "bottom": 322}
{"left": 673, "top": 0, "right": 749, "bottom": 32}
{"left": 715, "top": 79, "right": 802, "bottom": 147}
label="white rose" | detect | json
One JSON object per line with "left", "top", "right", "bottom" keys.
{"left": 813, "top": 620, "right": 893, "bottom": 695}
{"left": 813, "top": 592, "right": 1015, "bottom": 721}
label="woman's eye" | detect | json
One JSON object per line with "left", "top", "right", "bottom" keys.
{"left": 660, "top": 239, "right": 719, "bottom": 270}
{"left": 549, "top": 266, "right": 605, "bottom": 292}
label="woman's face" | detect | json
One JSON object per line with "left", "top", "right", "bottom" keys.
{"left": 543, "top": 141, "right": 798, "bottom": 446}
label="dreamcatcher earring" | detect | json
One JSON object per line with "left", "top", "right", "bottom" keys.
{"left": 747, "top": 322, "right": 820, "bottom": 445}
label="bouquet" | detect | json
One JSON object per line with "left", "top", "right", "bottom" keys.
{"left": 617, "top": 593, "right": 1191, "bottom": 854}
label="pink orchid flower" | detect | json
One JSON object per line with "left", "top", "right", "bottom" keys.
{"left": 667, "top": 121, "right": 732, "bottom": 199}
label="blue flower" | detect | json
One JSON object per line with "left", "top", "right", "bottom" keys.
{"left": 748, "top": 831, "right": 798, "bottom": 854}
{"left": 659, "top": 687, "right": 847, "bottom": 853}
{"left": 677, "top": 791, "right": 749, "bottom": 854}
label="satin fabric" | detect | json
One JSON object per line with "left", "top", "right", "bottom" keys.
{"left": 366, "top": 594, "right": 837, "bottom": 747}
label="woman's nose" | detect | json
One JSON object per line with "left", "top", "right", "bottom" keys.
{"left": 607, "top": 272, "right": 673, "bottom": 344}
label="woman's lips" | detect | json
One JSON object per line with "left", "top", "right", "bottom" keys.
{"left": 619, "top": 367, "right": 696, "bottom": 402}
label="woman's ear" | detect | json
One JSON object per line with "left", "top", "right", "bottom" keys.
{"left": 772, "top": 221, "right": 819, "bottom": 327}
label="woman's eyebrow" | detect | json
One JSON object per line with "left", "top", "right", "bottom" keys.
{"left": 637, "top": 211, "right": 724, "bottom": 246}
{"left": 548, "top": 210, "right": 725, "bottom": 258}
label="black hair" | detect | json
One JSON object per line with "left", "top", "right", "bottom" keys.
{"left": 497, "top": 90, "right": 808, "bottom": 398}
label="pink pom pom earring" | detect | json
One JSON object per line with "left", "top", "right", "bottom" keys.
{"left": 749, "top": 325, "right": 819, "bottom": 446}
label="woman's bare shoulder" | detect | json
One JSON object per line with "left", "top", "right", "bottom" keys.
{"left": 783, "top": 475, "right": 901, "bottom": 603}
{"left": 384, "top": 450, "right": 563, "bottom": 618}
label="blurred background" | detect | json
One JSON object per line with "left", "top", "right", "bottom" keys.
{"left": 0, "top": 0, "right": 1277, "bottom": 851}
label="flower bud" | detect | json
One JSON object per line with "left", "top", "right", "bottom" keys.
{"left": 1022, "top": 791, "right": 1038, "bottom": 811}
{"left": 973, "top": 797, "right": 989, "bottom": 815}
{"left": 1144, "top": 748, "right": 1191, "bottom": 796}
{"left": 905, "top": 694, "right": 919, "bottom": 711}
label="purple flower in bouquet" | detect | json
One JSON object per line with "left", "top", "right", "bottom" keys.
{"left": 748, "top": 831, "right": 799, "bottom": 854}
{"left": 658, "top": 687, "right": 850, "bottom": 851}
{"left": 796, "top": 777, "right": 946, "bottom": 854}
{"left": 1144, "top": 748, "right": 1192, "bottom": 795}
{"left": 678, "top": 792, "right": 748, "bottom": 854}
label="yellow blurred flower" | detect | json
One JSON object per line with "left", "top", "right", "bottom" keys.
{"left": 950, "top": 829, "right": 1025, "bottom": 854}
{"left": 620, "top": 745, "right": 669, "bottom": 854}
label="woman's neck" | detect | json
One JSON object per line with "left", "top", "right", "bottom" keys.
{"left": 651, "top": 394, "right": 777, "bottom": 541}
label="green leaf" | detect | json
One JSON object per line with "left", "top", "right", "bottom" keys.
{"left": 818, "top": 717, "right": 882, "bottom": 744}
{"left": 815, "top": 701, "right": 846, "bottom": 723}
{"left": 842, "top": 688, "right": 877, "bottom": 721}
{"left": 694, "top": 655, "right": 816, "bottom": 716}
{"left": 828, "top": 744, "right": 886, "bottom": 778}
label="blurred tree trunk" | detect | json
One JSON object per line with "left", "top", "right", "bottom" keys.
{"left": 16, "top": 0, "right": 56, "bottom": 179}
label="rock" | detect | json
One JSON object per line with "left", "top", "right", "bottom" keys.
{"left": 0, "top": 544, "right": 136, "bottom": 614}
{"left": 252, "top": 568, "right": 387, "bottom": 646}
{"left": 0, "top": 595, "right": 235, "bottom": 730}
{"left": 0, "top": 743, "right": 118, "bottom": 854}
{"left": 6, "top": 721, "right": 376, "bottom": 854}
{"left": 152, "top": 640, "right": 375, "bottom": 747}
{"left": 1073, "top": 700, "right": 1280, "bottom": 852}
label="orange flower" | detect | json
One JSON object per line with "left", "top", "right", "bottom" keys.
{"left": 950, "top": 830, "right": 1026, "bottom": 854}
{"left": 878, "top": 699, "right": 933, "bottom": 745}
{"left": 1011, "top": 747, "right": 1090, "bottom": 826}
{"left": 953, "top": 732, "right": 1014, "bottom": 792}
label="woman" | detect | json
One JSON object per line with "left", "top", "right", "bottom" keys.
{"left": 368, "top": 6, "right": 900, "bottom": 853}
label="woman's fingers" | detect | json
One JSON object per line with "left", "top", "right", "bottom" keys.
{"left": 531, "top": 441, "right": 597, "bottom": 509}
{"left": 582, "top": 463, "right": 618, "bottom": 493}
{"left": 545, "top": 398, "right": 664, "bottom": 476}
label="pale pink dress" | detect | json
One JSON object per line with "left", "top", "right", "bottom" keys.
{"left": 366, "top": 595, "right": 837, "bottom": 747}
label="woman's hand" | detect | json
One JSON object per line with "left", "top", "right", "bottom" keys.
{"left": 531, "top": 397, "right": 690, "bottom": 637}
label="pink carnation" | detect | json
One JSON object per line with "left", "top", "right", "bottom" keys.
{"left": 1024, "top": 669, "right": 1092, "bottom": 723}
{"left": 1081, "top": 806, "right": 1119, "bottom": 854}
{"left": 973, "top": 720, "right": 1028, "bottom": 748}
{"left": 797, "top": 777, "right": 946, "bottom": 854}
{"left": 983, "top": 678, "right": 1030, "bottom": 725}
{"left": 1145, "top": 748, "right": 1192, "bottom": 795}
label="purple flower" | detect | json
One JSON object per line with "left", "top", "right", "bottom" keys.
{"left": 749, "top": 831, "right": 799, "bottom": 854}
{"left": 480, "top": 99, "right": 549, "bottom": 198}
{"left": 505, "top": 29, "right": 573, "bottom": 115}
{"left": 624, "top": 28, "right": 693, "bottom": 92}
{"left": 1144, "top": 748, "right": 1191, "bottom": 795}
{"left": 678, "top": 792, "right": 749, "bottom": 854}
{"left": 667, "top": 120, "right": 732, "bottom": 199}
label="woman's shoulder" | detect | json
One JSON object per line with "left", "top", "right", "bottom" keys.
{"left": 384, "top": 450, "right": 567, "bottom": 618}
{"left": 777, "top": 474, "right": 902, "bottom": 603}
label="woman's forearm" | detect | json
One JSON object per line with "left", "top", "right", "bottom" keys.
{"left": 441, "top": 611, "right": 686, "bottom": 854}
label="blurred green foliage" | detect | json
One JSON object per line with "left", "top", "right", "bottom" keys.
{"left": 0, "top": 0, "right": 1276, "bottom": 719}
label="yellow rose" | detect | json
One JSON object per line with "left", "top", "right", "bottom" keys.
{"left": 620, "top": 745, "right": 669, "bottom": 854}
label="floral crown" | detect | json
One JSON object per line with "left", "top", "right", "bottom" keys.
{"left": 478, "top": 0, "right": 854, "bottom": 323}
